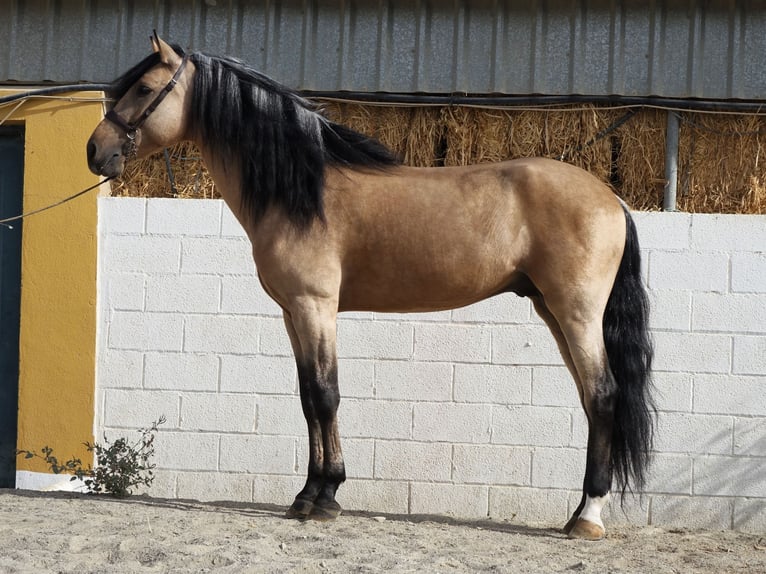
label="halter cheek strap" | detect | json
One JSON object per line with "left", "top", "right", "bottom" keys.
{"left": 105, "top": 54, "right": 189, "bottom": 157}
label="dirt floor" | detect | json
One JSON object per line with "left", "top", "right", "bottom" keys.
{"left": 0, "top": 489, "right": 764, "bottom": 573}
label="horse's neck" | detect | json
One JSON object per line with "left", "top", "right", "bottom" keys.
{"left": 198, "top": 142, "right": 251, "bottom": 231}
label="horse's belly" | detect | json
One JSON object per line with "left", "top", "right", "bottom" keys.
{"left": 338, "top": 252, "right": 519, "bottom": 313}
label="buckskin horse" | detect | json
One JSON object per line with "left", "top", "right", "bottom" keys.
{"left": 87, "top": 33, "right": 653, "bottom": 540}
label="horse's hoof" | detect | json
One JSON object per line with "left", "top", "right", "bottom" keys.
{"left": 566, "top": 518, "right": 605, "bottom": 541}
{"left": 286, "top": 498, "right": 314, "bottom": 519}
{"left": 562, "top": 513, "right": 579, "bottom": 535}
{"left": 308, "top": 501, "right": 342, "bottom": 522}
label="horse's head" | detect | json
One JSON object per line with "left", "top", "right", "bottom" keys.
{"left": 87, "top": 32, "right": 193, "bottom": 178}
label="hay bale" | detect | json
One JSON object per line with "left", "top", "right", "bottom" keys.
{"left": 677, "top": 113, "right": 766, "bottom": 213}
{"left": 322, "top": 102, "right": 443, "bottom": 166}
{"left": 111, "top": 142, "right": 218, "bottom": 199}
{"left": 613, "top": 108, "right": 667, "bottom": 211}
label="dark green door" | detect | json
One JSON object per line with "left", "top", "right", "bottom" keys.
{"left": 0, "top": 127, "right": 24, "bottom": 488}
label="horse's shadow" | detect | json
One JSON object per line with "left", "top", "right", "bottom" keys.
{"left": 3, "top": 488, "right": 562, "bottom": 539}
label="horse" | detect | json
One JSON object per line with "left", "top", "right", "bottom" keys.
{"left": 87, "top": 33, "right": 654, "bottom": 541}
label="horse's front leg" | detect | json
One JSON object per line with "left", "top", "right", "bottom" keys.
{"left": 283, "top": 307, "right": 346, "bottom": 521}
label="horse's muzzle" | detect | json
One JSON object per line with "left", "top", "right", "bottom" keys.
{"left": 86, "top": 136, "right": 125, "bottom": 178}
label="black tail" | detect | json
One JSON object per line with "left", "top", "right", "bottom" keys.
{"left": 603, "top": 205, "right": 655, "bottom": 497}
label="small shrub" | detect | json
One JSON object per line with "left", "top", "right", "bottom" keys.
{"left": 17, "top": 416, "right": 166, "bottom": 497}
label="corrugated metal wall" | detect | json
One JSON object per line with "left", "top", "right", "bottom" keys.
{"left": 2, "top": 0, "right": 765, "bottom": 100}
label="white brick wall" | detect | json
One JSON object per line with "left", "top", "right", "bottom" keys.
{"left": 97, "top": 198, "right": 766, "bottom": 533}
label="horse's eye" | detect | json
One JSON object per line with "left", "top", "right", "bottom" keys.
{"left": 137, "top": 84, "right": 153, "bottom": 97}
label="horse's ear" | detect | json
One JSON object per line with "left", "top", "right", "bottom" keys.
{"left": 150, "top": 30, "right": 162, "bottom": 53}
{"left": 150, "top": 30, "right": 178, "bottom": 65}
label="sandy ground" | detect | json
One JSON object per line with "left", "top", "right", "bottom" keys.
{"left": 0, "top": 490, "right": 764, "bottom": 574}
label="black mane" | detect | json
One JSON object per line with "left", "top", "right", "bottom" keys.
{"left": 187, "top": 51, "right": 399, "bottom": 227}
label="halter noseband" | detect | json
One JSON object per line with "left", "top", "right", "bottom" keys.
{"left": 105, "top": 54, "right": 189, "bottom": 158}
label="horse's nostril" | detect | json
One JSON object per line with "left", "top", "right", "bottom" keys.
{"left": 87, "top": 140, "right": 97, "bottom": 163}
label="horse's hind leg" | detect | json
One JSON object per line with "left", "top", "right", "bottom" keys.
{"left": 283, "top": 307, "right": 346, "bottom": 522}
{"left": 538, "top": 293, "right": 616, "bottom": 541}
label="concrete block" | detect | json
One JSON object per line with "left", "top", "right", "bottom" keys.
{"left": 105, "top": 273, "right": 145, "bottom": 311}
{"left": 99, "top": 197, "right": 146, "bottom": 234}
{"left": 454, "top": 363, "right": 532, "bottom": 405}
{"left": 734, "top": 498, "right": 766, "bottom": 534}
{"left": 337, "top": 320, "right": 413, "bottom": 360}
{"left": 693, "top": 292, "right": 766, "bottom": 334}
{"left": 145, "top": 274, "right": 220, "bottom": 313}
{"left": 648, "top": 250, "right": 728, "bottom": 292}
{"left": 153, "top": 431, "right": 219, "bottom": 471}
{"left": 492, "top": 324, "right": 562, "bottom": 366}
{"left": 694, "top": 455, "right": 766, "bottom": 497}
{"left": 650, "top": 494, "right": 733, "bottom": 529}
{"left": 410, "top": 482, "right": 489, "bottom": 518}
{"left": 183, "top": 314, "right": 260, "bottom": 354}
{"left": 413, "top": 323, "right": 491, "bottom": 363}
{"left": 489, "top": 486, "right": 570, "bottom": 524}
{"left": 652, "top": 331, "right": 731, "bottom": 373}
{"left": 104, "top": 235, "right": 181, "bottom": 274}
{"left": 136, "top": 469, "right": 177, "bottom": 498}
{"left": 491, "top": 405, "right": 571, "bottom": 447}
{"left": 181, "top": 237, "right": 255, "bottom": 275}
{"left": 339, "top": 359, "right": 375, "bottom": 398}
{"left": 146, "top": 198, "right": 221, "bottom": 236}
{"left": 176, "top": 472, "right": 254, "bottom": 503}
{"left": 694, "top": 374, "right": 766, "bottom": 416}
{"left": 109, "top": 311, "right": 184, "bottom": 351}
{"left": 220, "top": 354, "right": 296, "bottom": 394}
{"left": 255, "top": 395, "right": 305, "bottom": 436}
{"left": 375, "top": 360, "right": 452, "bottom": 402}
{"left": 374, "top": 441, "right": 452, "bottom": 481}
{"left": 338, "top": 479, "right": 410, "bottom": 515}
{"left": 734, "top": 417, "right": 766, "bottom": 456}
{"left": 252, "top": 474, "right": 305, "bottom": 507}
{"left": 654, "top": 412, "right": 733, "bottom": 455}
{"left": 219, "top": 434, "right": 296, "bottom": 474}
{"left": 258, "top": 317, "right": 293, "bottom": 357}
{"left": 450, "top": 294, "right": 531, "bottom": 324}
{"left": 340, "top": 399, "right": 412, "bottom": 440}
{"left": 531, "top": 447, "right": 585, "bottom": 490}
{"left": 452, "top": 444, "right": 531, "bottom": 486}
{"left": 731, "top": 252, "right": 766, "bottom": 293}
{"left": 374, "top": 310, "right": 452, "bottom": 323}
{"left": 690, "top": 214, "right": 766, "bottom": 252}
{"left": 648, "top": 289, "right": 692, "bottom": 331}
{"left": 645, "top": 453, "right": 693, "bottom": 495}
{"left": 100, "top": 350, "right": 143, "bottom": 389}
{"left": 220, "top": 275, "right": 281, "bottom": 316}
{"left": 103, "top": 389, "right": 179, "bottom": 429}
{"left": 220, "top": 202, "right": 248, "bottom": 237}
{"left": 733, "top": 336, "right": 766, "bottom": 375}
{"left": 144, "top": 352, "right": 219, "bottom": 392}
{"left": 653, "top": 372, "right": 693, "bottom": 412}
{"left": 531, "top": 366, "right": 579, "bottom": 408}
{"left": 413, "top": 403, "right": 492, "bottom": 443}
{"left": 180, "top": 393, "right": 257, "bottom": 433}
{"left": 632, "top": 211, "right": 691, "bottom": 251}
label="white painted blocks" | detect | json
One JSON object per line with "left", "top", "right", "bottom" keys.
{"left": 452, "top": 444, "right": 531, "bottom": 486}
{"left": 649, "top": 251, "right": 729, "bottom": 292}
{"left": 96, "top": 199, "right": 766, "bottom": 531}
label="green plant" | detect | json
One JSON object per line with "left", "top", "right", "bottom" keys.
{"left": 17, "top": 416, "right": 166, "bottom": 497}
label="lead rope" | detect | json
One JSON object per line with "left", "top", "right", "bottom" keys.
{"left": 0, "top": 177, "right": 114, "bottom": 229}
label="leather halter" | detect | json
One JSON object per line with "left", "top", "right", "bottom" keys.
{"left": 105, "top": 54, "right": 189, "bottom": 157}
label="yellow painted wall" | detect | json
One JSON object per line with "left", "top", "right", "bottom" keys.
{"left": 0, "top": 90, "right": 106, "bottom": 476}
